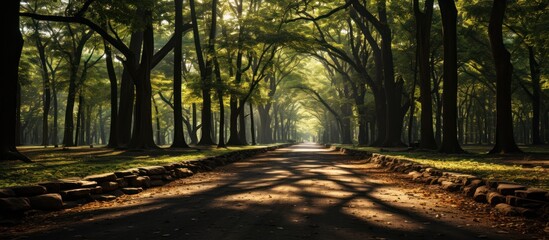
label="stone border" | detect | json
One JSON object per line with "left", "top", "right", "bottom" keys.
{"left": 328, "top": 145, "right": 549, "bottom": 220}
{"left": 0, "top": 144, "right": 292, "bottom": 220}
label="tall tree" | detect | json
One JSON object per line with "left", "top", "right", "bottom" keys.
{"left": 488, "top": 0, "right": 521, "bottom": 154}
{"left": 414, "top": 0, "right": 437, "bottom": 149}
{"left": 190, "top": 0, "right": 215, "bottom": 145}
{"left": 1, "top": 0, "right": 31, "bottom": 162}
{"left": 103, "top": 39, "right": 118, "bottom": 148}
{"left": 351, "top": 0, "right": 406, "bottom": 147}
{"left": 117, "top": 31, "right": 142, "bottom": 147}
{"left": 171, "top": 0, "right": 189, "bottom": 148}
{"left": 438, "top": 0, "right": 464, "bottom": 153}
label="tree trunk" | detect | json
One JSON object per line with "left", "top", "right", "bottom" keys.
{"left": 85, "top": 105, "right": 92, "bottom": 145}
{"left": 488, "top": 0, "right": 521, "bottom": 154}
{"left": 371, "top": 89, "right": 386, "bottom": 146}
{"left": 238, "top": 100, "right": 247, "bottom": 145}
{"left": 190, "top": 0, "right": 215, "bottom": 145}
{"left": 250, "top": 102, "right": 256, "bottom": 145}
{"left": 377, "top": 1, "right": 404, "bottom": 147}
{"left": 1, "top": 0, "right": 30, "bottom": 161}
{"left": 438, "top": 0, "right": 464, "bottom": 153}
{"left": 104, "top": 40, "right": 118, "bottom": 148}
{"left": 52, "top": 78, "right": 59, "bottom": 147}
{"left": 63, "top": 66, "right": 79, "bottom": 147}
{"left": 127, "top": 12, "right": 157, "bottom": 149}
{"left": 153, "top": 96, "right": 163, "bottom": 145}
{"left": 227, "top": 98, "right": 241, "bottom": 145}
{"left": 118, "top": 31, "right": 142, "bottom": 147}
{"left": 33, "top": 21, "right": 51, "bottom": 147}
{"left": 414, "top": 0, "right": 437, "bottom": 149}
{"left": 75, "top": 94, "right": 83, "bottom": 146}
{"left": 171, "top": 0, "right": 189, "bottom": 148}
{"left": 191, "top": 103, "right": 198, "bottom": 144}
{"left": 215, "top": 65, "right": 226, "bottom": 147}
{"left": 528, "top": 46, "right": 542, "bottom": 144}
{"left": 257, "top": 104, "right": 272, "bottom": 144}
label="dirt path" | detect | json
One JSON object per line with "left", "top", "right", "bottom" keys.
{"left": 2, "top": 144, "right": 543, "bottom": 239}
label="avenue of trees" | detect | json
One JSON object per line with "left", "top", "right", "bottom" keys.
{"left": 1, "top": 0, "right": 548, "bottom": 161}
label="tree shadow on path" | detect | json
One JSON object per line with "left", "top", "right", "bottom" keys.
{"left": 4, "top": 144, "right": 518, "bottom": 240}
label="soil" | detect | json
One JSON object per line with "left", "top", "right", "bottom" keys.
{"left": 1, "top": 144, "right": 546, "bottom": 240}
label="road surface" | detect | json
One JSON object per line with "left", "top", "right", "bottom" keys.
{"left": 2, "top": 144, "right": 541, "bottom": 239}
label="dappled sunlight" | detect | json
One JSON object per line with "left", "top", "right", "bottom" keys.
{"left": 7, "top": 144, "right": 509, "bottom": 239}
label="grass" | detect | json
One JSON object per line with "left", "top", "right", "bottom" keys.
{"left": 335, "top": 144, "right": 549, "bottom": 190}
{"left": 0, "top": 144, "right": 280, "bottom": 188}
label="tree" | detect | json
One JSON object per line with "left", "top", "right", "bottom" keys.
{"left": 488, "top": 0, "right": 521, "bottom": 154}
{"left": 189, "top": 0, "right": 215, "bottom": 145}
{"left": 1, "top": 0, "right": 31, "bottom": 162}
{"left": 22, "top": 1, "right": 191, "bottom": 149}
{"left": 170, "top": 0, "right": 189, "bottom": 148}
{"left": 438, "top": 0, "right": 464, "bottom": 153}
{"left": 414, "top": 0, "right": 437, "bottom": 149}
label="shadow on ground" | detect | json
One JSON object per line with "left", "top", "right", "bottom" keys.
{"left": 2, "top": 144, "right": 527, "bottom": 240}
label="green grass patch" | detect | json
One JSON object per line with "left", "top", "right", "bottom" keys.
{"left": 335, "top": 144, "right": 549, "bottom": 189}
{"left": 0, "top": 144, "right": 280, "bottom": 188}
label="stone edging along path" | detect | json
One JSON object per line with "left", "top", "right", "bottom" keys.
{"left": 0, "top": 144, "right": 292, "bottom": 220}
{"left": 328, "top": 145, "right": 549, "bottom": 221}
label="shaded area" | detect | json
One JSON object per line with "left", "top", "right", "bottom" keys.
{"left": 2, "top": 144, "right": 538, "bottom": 239}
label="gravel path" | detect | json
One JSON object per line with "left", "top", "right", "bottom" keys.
{"left": 3, "top": 143, "right": 541, "bottom": 239}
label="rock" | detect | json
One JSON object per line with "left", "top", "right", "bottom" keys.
{"left": 149, "top": 175, "right": 164, "bottom": 180}
{"left": 441, "top": 181, "right": 461, "bottom": 192}
{"left": 462, "top": 185, "right": 478, "bottom": 197}
{"left": 100, "top": 182, "right": 119, "bottom": 192}
{"left": 408, "top": 171, "right": 422, "bottom": 180}
{"left": 91, "top": 194, "right": 117, "bottom": 201}
{"left": 163, "top": 164, "right": 176, "bottom": 171}
{"left": 116, "top": 178, "right": 128, "bottom": 188}
{"left": 163, "top": 175, "right": 173, "bottom": 182}
{"left": 506, "top": 196, "right": 548, "bottom": 209}
{"left": 121, "top": 187, "right": 143, "bottom": 195}
{"left": 473, "top": 186, "right": 489, "bottom": 203}
{"left": 487, "top": 191, "right": 506, "bottom": 206}
{"left": 83, "top": 173, "right": 117, "bottom": 183}
{"left": 514, "top": 188, "right": 548, "bottom": 201}
{"left": 425, "top": 168, "right": 442, "bottom": 176}
{"left": 38, "top": 182, "right": 61, "bottom": 193}
{"left": 90, "top": 186, "right": 103, "bottom": 195}
{"left": 123, "top": 174, "right": 138, "bottom": 181}
{"left": 109, "top": 189, "right": 125, "bottom": 197}
{"left": 469, "top": 179, "right": 484, "bottom": 188}
{"left": 497, "top": 184, "right": 526, "bottom": 196}
{"left": 56, "top": 179, "right": 83, "bottom": 190}
{"left": 114, "top": 169, "right": 138, "bottom": 178}
{"left": 0, "top": 188, "right": 15, "bottom": 198}
{"left": 149, "top": 180, "right": 165, "bottom": 187}
{"left": 175, "top": 168, "right": 194, "bottom": 178}
{"left": 78, "top": 180, "right": 98, "bottom": 188}
{"left": 28, "top": 194, "right": 63, "bottom": 211}
{"left": 61, "top": 188, "right": 91, "bottom": 201}
{"left": 0, "top": 197, "right": 31, "bottom": 212}
{"left": 486, "top": 180, "right": 516, "bottom": 189}
{"left": 10, "top": 185, "right": 48, "bottom": 197}
{"left": 494, "top": 203, "right": 536, "bottom": 218}
{"left": 138, "top": 166, "right": 167, "bottom": 175}
{"left": 129, "top": 176, "right": 151, "bottom": 188}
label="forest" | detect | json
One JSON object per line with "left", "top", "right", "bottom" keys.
{"left": 2, "top": 0, "right": 548, "bottom": 161}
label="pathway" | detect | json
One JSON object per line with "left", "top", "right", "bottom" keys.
{"left": 3, "top": 144, "right": 539, "bottom": 239}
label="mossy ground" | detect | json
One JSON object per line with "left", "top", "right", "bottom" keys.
{"left": 0, "top": 144, "right": 277, "bottom": 188}
{"left": 335, "top": 144, "right": 549, "bottom": 189}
